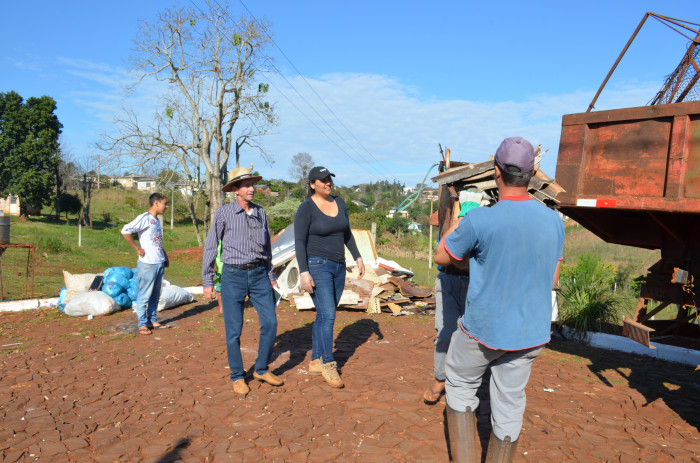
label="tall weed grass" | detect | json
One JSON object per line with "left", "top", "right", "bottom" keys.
{"left": 558, "top": 254, "right": 632, "bottom": 338}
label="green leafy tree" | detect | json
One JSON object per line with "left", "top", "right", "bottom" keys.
{"left": 57, "top": 193, "right": 82, "bottom": 220}
{"left": 0, "top": 91, "right": 62, "bottom": 215}
{"left": 386, "top": 216, "right": 410, "bottom": 236}
{"left": 267, "top": 198, "right": 301, "bottom": 222}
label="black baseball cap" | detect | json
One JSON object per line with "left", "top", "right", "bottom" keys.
{"left": 308, "top": 166, "right": 336, "bottom": 182}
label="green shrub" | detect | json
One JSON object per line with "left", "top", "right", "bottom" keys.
{"left": 39, "top": 237, "right": 72, "bottom": 254}
{"left": 270, "top": 216, "right": 291, "bottom": 234}
{"left": 101, "top": 212, "right": 113, "bottom": 224}
{"left": 125, "top": 196, "right": 139, "bottom": 209}
{"left": 558, "top": 254, "right": 624, "bottom": 339}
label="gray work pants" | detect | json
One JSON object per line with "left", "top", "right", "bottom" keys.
{"left": 445, "top": 328, "right": 543, "bottom": 440}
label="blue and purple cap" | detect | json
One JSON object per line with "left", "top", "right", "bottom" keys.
{"left": 494, "top": 137, "right": 534, "bottom": 177}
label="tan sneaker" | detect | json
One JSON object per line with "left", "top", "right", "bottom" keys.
{"left": 321, "top": 361, "right": 344, "bottom": 388}
{"left": 309, "top": 358, "right": 322, "bottom": 375}
{"left": 253, "top": 371, "right": 284, "bottom": 386}
{"left": 232, "top": 379, "right": 250, "bottom": 396}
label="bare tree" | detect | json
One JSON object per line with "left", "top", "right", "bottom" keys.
{"left": 290, "top": 152, "right": 315, "bottom": 186}
{"left": 98, "top": 2, "right": 277, "bottom": 242}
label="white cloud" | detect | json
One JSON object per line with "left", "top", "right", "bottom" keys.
{"left": 54, "top": 59, "right": 667, "bottom": 187}
{"left": 256, "top": 73, "right": 666, "bottom": 187}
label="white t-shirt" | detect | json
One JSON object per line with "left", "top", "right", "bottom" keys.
{"left": 121, "top": 212, "right": 165, "bottom": 264}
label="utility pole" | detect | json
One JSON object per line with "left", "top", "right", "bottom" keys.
{"left": 171, "top": 187, "right": 175, "bottom": 230}
{"left": 428, "top": 197, "right": 433, "bottom": 269}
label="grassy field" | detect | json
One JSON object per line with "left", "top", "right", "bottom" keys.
{"left": 1, "top": 212, "right": 203, "bottom": 300}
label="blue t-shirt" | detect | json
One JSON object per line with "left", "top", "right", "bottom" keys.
{"left": 444, "top": 197, "right": 564, "bottom": 350}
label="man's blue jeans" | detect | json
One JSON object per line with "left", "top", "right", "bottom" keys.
{"left": 135, "top": 261, "right": 165, "bottom": 328}
{"left": 307, "top": 256, "right": 346, "bottom": 364}
{"left": 220, "top": 264, "right": 277, "bottom": 382}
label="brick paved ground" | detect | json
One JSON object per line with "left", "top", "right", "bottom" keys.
{"left": 1, "top": 299, "right": 698, "bottom": 462}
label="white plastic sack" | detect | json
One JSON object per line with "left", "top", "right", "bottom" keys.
{"left": 157, "top": 285, "right": 194, "bottom": 312}
{"left": 64, "top": 291, "right": 121, "bottom": 317}
{"left": 63, "top": 270, "right": 100, "bottom": 301}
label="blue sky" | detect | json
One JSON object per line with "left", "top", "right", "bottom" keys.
{"left": 2, "top": 1, "right": 698, "bottom": 187}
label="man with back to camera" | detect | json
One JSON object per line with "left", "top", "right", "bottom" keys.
{"left": 201, "top": 166, "right": 282, "bottom": 396}
{"left": 434, "top": 137, "right": 564, "bottom": 462}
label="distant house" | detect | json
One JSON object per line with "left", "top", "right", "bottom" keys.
{"left": 387, "top": 209, "right": 409, "bottom": 219}
{"left": 402, "top": 186, "right": 414, "bottom": 195}
{"left": 421, "top": 189, "right": 438, "bottom": 201}
{"left": 114, "top": 174, "right": 157, "bottom": 191}
{"left": 351, "top": 200, "right": 368, "bottom": 211}
{"left": 408, "top": 221, "right": 423, "bottom": 233}
{"left": 0, "top": 195, "right": 20, "bottom": 216}
{"left": 135, "top": 178, "right": 157, "bottom": 191}
{"left": 256, "top": 184, "right": 272, "bottom": 196}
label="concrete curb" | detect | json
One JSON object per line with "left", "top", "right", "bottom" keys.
{"left": 560, "top": 326, "right": 700, "bottom": 367}
{"left": 0, "top": 287, "right": 204, "bottom": 313}
{"left": 0, "top": 297, "right": 60, "bottom": 313}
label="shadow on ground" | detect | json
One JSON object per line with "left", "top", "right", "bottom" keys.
{"left": 548, "top": 339, "right": 700, "bottom": 431}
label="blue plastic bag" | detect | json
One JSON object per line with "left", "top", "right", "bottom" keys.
{"left": 113, "top": 292, "right": 132, "bottom": 309}
{"left": 104, "top": 266, "right": 133, "bottom": 280}
{"left": 104, "top": 272, "right": 130, "bottom": 291}
{"left": 57, "top": 286, "right": 67, "bottom": 313}
{"left": 127, "top": 277, "right": 139, "bottom": 302}
{"left": 102, "top": 281, "right": 125, "bottom": 298}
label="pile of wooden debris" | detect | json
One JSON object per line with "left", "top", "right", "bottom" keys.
{"left": 291, "top": 262, "right": 435, "bottom": 315}
{"left": 431, "top": 145, "right": 563, "bottom": 208}
{"left": 430, "top": 146, "right": 563, "bottom": 236}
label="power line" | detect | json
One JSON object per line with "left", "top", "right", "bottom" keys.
{"left": 235, "top": 0, "right": 399, "bottom": 183}
{"left": 187, "top": 0, "right": 386, "bottom": 182}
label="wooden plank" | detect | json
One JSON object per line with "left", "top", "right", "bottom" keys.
{"left": 386, "top": 302, "right": 402, "bottom": 314}
{"left": 622, "top": 317, "right": 656, "bottom": 349}
{"left": 432, "top": 160, "right": 494, "bottom": 185}
{"left": 387, "top": 277, "right": 434, "bottom": 298}
{"left": 380, "top": 298, "right": 410, "bottom": 305}
{"left": 366, "top": 297, "right": 381, "bottom": 314}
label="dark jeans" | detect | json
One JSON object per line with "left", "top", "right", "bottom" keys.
{"left": 308, "top": 256, "right": 346, "bottom": 364}
{"left": 220, "top": 264, "right": 277, "bottom": 381}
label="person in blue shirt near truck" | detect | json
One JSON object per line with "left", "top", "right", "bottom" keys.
{"left": 435, "top": 137, "right": 564, "bottom": 463}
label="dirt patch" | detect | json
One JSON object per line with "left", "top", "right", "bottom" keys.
{"left": 168, "top": 246, "right": 204, "bottom": 264}
{"left": 1, "top": 301, "right": 698, "bottom": 461}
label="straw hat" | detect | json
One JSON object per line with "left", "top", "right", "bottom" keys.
{"left": 222, "top": 166, "right": 262, "bottom": 192}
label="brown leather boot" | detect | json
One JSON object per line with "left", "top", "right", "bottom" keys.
{"left": 484, "top": 431, "right": 518, "bottom": 463}
{"left": 446, "top": 404, "right": 478, "bottom": 463}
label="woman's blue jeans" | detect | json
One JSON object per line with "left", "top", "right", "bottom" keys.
{"left": 308, "top": 256, "right": 346, "bottom": 364}
{"left": 135, "top": 261, "right": 165, "bottom": 328}
{"left": 220, "top": 264, "right": 277, "bottom": 382}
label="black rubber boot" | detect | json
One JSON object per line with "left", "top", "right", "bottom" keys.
{"left": 446, "top": 404, "right": 478, "bottom": 463}
{"left": 485, "top": 431, "right": 519, "bottom": 463}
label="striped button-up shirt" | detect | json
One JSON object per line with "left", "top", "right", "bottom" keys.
{"left": 202, "top": 201, "right": 275, "bottom": 287}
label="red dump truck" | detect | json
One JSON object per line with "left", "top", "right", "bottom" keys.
{"left": 554, "top": 12, "right": 700, "bottom": 347}
{"left": 556, "top": 100, "right": 700, "bottom": 347}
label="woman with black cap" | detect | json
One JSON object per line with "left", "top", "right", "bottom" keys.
{"left": 294, "top": 166, "right": 365, "bottom": 388}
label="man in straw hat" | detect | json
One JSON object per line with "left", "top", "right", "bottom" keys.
{"left": 202, "top": 166, "right": 283, "bottom": 396}
{"left": 435, "top": 137, "right": 564, "bottom": 462}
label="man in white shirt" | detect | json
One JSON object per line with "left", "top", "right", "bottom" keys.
{"left": 122, "top": 193, "right": 170, "bottom": 335}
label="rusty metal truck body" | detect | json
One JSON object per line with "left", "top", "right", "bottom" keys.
{"left": 556, "top": 101, "right": 700, "bottom": 344}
